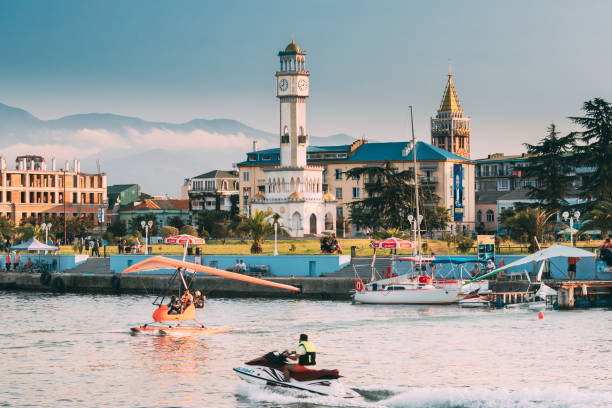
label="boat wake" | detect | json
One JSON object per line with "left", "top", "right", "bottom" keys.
{"left": 236, "top": 383, "right": 612, "bottom": 408}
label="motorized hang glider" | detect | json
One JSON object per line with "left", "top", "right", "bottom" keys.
{"left": 123, "top": 256, "right": 299, "bottom": 334}
{"left": 464, "top": 244, "right": 596, "bottom": 285}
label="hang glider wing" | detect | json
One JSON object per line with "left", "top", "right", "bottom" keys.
{"left": 122, "top": 256, "right": 300, "bottom": 292}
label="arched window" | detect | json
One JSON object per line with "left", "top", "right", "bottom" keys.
{"left": 477, "top": 210, "right": 482, "bottom": 223}
{"left": 486, "top": 210, "right": 494, "bottom": 222}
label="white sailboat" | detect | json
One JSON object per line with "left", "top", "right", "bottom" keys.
{"left": 352, "top": 107, "right": 462, "bottom": 305}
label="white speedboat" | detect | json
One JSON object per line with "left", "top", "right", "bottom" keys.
{"left": 234, "top": 351, "right": 358, "bottom": 398}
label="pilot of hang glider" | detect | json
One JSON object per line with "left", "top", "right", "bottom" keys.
{"left": 181, "top": 289, "right": 193, "bottom": 311}
{"left": 167, "top": 295, "right": 181, "bottom": 315}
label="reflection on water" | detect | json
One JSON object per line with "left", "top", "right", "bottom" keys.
{"left": 0, "top": 292, "right": 610, "bottom": 408}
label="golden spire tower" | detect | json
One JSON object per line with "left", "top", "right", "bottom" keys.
{"left": 430, "top": 62, "right": 471, "bottom": 158}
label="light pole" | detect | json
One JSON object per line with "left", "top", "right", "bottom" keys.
{"left": 407, "top": 214, "right": 423, "bottom": 255}
{"left": 41, "top": 222, "right": 52, "bottom": 245}
{"left": 141, "top": 220, "right": 153, "bottom": 254}
{"left": 562, "top": 211, "right": 580, "bottom": 247}
{"left": 273, "top": 221, "right": 278, "bottom": 256}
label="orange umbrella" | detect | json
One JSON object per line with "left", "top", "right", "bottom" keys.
{"left": 164, "top": 234, "right": 205, "bottom": 261}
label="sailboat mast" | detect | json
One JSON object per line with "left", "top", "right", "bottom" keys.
{"left": 409, "top": 106, "right": 422, "bottom": 258}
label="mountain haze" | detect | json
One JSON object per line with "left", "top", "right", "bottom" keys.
{"left": 0, "top": 103, "right": 356, "bottom": 196}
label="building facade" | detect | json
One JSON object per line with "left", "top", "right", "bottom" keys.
{"left": 188, "top": 170, "right": 239, "bottom": 213}
{"left": 430, "top": 67, "right": 471, "bottom": 159}
{"left": 0, "top": 155, "right": 107, "bottom": 226}
{"left": 238, "top": 140, "right": 475, "bottom": 236}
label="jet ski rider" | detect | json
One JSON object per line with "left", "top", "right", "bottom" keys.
{"left": 281, "top": 333, "right": 316, "bottom": 381}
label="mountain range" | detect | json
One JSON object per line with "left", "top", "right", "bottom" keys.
{"left": 0, "top": 102, "right": 355, "bottom": 196}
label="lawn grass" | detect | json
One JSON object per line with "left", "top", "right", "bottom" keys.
{"left": 58, "top": 238, "right": 600, "bottom": 256}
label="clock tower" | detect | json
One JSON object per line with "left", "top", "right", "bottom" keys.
{"left": 276, "top": 39, "right": 310, "bottom": 167}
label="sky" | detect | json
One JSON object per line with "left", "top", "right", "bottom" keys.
{"left": 1, "top": 0, "right": 611, "bottom": 159}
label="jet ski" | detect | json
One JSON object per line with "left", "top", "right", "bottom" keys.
{"left": 233, "top": 351, "right": 358, "bottom": 398}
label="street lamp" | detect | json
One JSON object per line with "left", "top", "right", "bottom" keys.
{"left": 41, "top": 222, "right": 52, "bottom": 245}
{"left": 141, "top": 220, "right": 153, "bottom": 254}
{"left": 273, "top": 221, "right": 278, "bottom": 256}
{"left": 561, "top": 211, "right": 581, "bottom": 247}
{"left": 407, "top": 214, "right": 423, "bottom": 255}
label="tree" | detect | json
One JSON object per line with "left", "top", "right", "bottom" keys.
{"left": 229, "top": 194, "right": 240, "bottom": 217}
{"left": 168, "top": 216, "right": 185, "bottom": 230}
{"left": 180, "top": 225, "right": 198, "bottom": 236}
{"left": 0, "top": 217, "right": 16, "bottom": 241}
{"left": 108, "top": 219, "right": 127, "bottom": 237}
{"left": 569, "top": 98, "right": 612, "bottom": 202}
{"left": 347, "top": 160, "right": 438, "bottom": 231}
{"left": 195, "top": 209, "right": 229, "bottom": 238}
{"left": 422, "top": 206, "right": 451, "bottom": 231}
{"left": 523, "top": 123, "right": 575, "bottom": 211}
{"left": 128, "top": 214, "right": 158, "bottom": 236}
{"left": 239, "top": 209, "right": 289, "bottom": 253}
{"left": 580, "top": 201, "right": 612, "bottom": 238}
{"left": 161, "top": 226, "right": 179, "bottom": 238}
{"left": 505, "top": 207, "right": 557, "bottom": 252}
{"left": 17, "top": 223, "right": 44, "bottom": 241}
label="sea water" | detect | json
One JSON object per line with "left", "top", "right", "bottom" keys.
{"left": 1, "top": 292, "right": 610, "bottom": 408}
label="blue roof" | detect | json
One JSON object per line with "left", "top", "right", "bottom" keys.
{"left": 238, "top": 140, "right": 473, "bottom": 166}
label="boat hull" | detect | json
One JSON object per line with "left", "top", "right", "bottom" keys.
{"left": 233, "top": 365, "right": 357, "bottom": 398}
{"left": 131, "top": 326, "right": 233, "bottom": 335}
{"left": 353, "top": 287, "right": 461, "bottom": 304}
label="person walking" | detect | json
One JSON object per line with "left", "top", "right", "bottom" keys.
{"left": 78, "top": 238, "right": 84, "bottom": 254}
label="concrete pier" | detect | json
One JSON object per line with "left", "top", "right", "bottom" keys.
{"left": 0, "top": 272, "right": 356, "bottom": 300}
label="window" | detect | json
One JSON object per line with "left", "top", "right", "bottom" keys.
{"left": 335, "top": 188, "right": 343, "bottom": 199}
{"left": 335, "top": 169, "right": 342, "bottom": 180}
{"left": 352, "top": 187, "right": 360, "bottom": 198}
{"left": 486, "top": 210, "right": 495, "bottom": 222}
{"left": 477, "top": 210, "right": 482, "bottom": 222}
{"left": 243, "top": 172, "right": 249, "bottom": 182}
{"left": 475, "top": 181, "right": 480, "bottom": 192}
{"left": 336, "top": 207, "right": 343, "bottom": 217}
{"left": 497, "top": 178, "right": 510, "bottom": 191}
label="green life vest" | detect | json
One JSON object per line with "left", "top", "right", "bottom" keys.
{"left": 297, "top": 340, "right": 316, "bottom": 366}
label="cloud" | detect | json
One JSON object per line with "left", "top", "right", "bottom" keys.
{"left": 0, "top": 126, "right": 273, "bottom": 164}
{"left": 123, "top": 127, "right": 262, "bottom": 151}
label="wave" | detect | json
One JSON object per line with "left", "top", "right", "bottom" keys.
{"left": 236, "top": 383, "right": 612, "bottom": 408}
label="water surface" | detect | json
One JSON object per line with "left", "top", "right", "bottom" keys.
{"left": 1, "top": 292, "right": 610, "bottom": 407}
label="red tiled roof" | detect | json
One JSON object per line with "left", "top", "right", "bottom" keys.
{"left": 120, "top": 199, "right": 189, "bottom": 212}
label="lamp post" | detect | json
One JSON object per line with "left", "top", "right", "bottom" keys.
{"left": 407, "top": 214, "right": 423, "bottom": 255}
{"left": 41, "top": 222, "right": 52, "bottom": 245}
{"left": 141, "top": 220, "right": 153, "bottom": 254}
{"left": 562, "top": 211, "right": 581, "bottom": 247}
{"left": 274, "top": 221, "right": 278, "bottom": 256}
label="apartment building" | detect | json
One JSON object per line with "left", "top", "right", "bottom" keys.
{"left": 0, "top": 155, "right": 107, "bottom": 225}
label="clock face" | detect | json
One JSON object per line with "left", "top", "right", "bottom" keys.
{"left": 298, "top": 79, "right": 308, "bottom": 91}
{"left": 279, "top": 79, "right": 288, "bottom": 91}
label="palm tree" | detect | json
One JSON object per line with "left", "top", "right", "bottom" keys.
{"left": 505, "top": 207, "right": 557, "bottom": 252}
{"left": 239, "top": 210, "right": 290, "bottom": 254}
{"left": 17, "top": 223, "right": 45, "bottom": 242}
{"left": 579, "top": 201, "right": 612, "bottom": 238}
